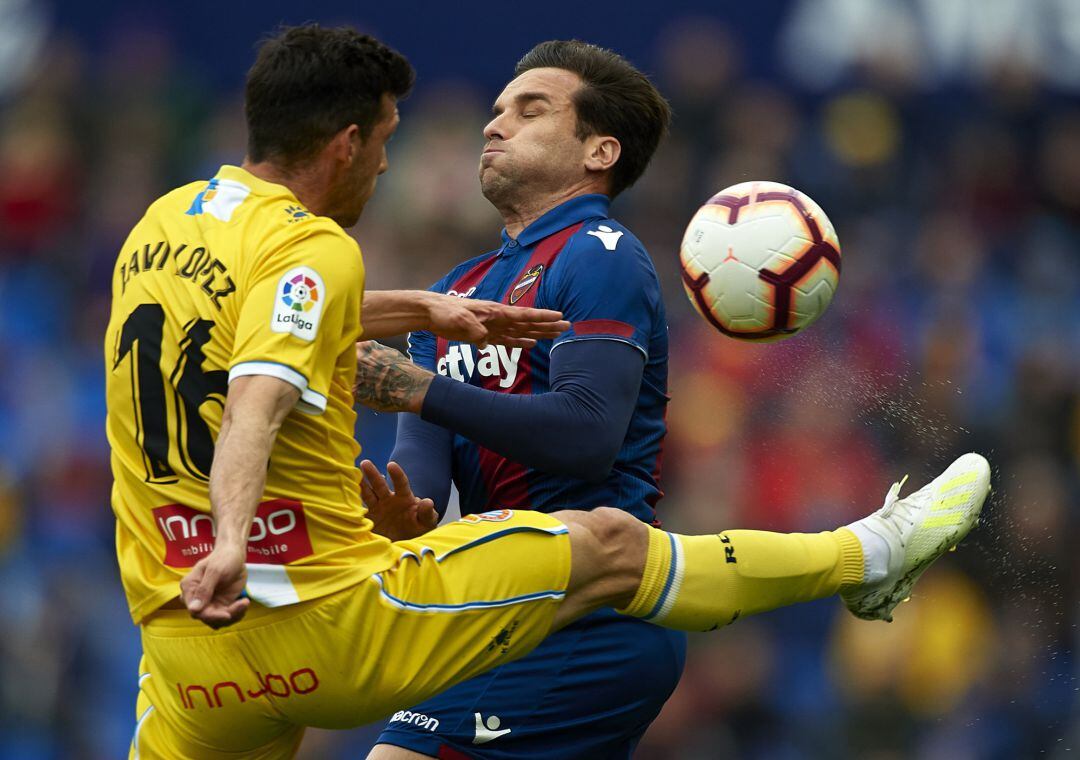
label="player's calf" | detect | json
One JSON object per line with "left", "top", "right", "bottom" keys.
{"left": 552, "top": 502, "right": 862, "bottom": 633}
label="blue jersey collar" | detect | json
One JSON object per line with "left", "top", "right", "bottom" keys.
{"left": 500, "top": 193, "right": 610, "bottom": 251}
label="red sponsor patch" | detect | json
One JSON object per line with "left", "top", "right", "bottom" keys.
{"left": 460, "top": 509, "right": 515, "bottom": 524}
{"left": 573, "top": 319, "right": 635, "bottom": 338}
{"left": 153, "top": 499, "right": 314, "bottom": 567}
{"left": 509, "top": 264, "right": 544, "bottom": 305}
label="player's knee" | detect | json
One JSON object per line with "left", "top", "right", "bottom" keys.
{"left": 560, "top": 507, "right": 648, "bottom": 605}
{"left": 587, "top": 507, "right": 647, "bottom": 554}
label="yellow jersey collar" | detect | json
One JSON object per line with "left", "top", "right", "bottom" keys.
{"left": 214, "top": 164, "right": 298, "bottom": 200}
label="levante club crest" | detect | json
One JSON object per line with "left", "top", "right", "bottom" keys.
{"left": 509, "top": 264, "right": 544, "bottom": 305}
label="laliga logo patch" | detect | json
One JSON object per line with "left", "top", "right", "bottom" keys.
{"left": 461, "top": 509, "right": 514, "bottom": 524}
{"left": 282, "top": 273, "right": 319, "bottom": 312}
{"left": 272, "top": 266, "right": 324, "bottom": 341}
{"left": 509, "top": 264, "right": 544, "bottom": 305}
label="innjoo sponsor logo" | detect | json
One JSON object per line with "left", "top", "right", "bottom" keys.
{"left": 177, "top": 668, "right": 320, "bottom": 710}
{"left": 153, "top": 499, "right": 314, "bottom": 567}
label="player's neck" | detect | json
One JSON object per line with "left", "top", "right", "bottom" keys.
{"left": 241, "top": 159, "right": 332, "bottom": 217}
{"left": 501, "top": 179, "right": 607, "bottom": 240}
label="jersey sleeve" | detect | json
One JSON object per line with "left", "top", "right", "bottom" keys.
{"left": 229, "top": 225, "right": 363, "bottom": 415}
{"left": 406, "top": 329, "right": 437, "bottom": 370}
{"left": 546, "top": 226, "right": 661, "bottom": 358}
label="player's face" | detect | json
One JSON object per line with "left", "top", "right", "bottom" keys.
{"left": 330, "top": 95, "right": 399, "bottom": 227}
{"left": 480, "top": 68, "right": 593, "bottom": 208}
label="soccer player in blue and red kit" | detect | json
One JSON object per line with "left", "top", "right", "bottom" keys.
{"left": 361, "top": 41, "right": 685, "bottom": 759}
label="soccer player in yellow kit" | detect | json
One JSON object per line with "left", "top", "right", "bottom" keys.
{"left": 106, "top": 25, "right": 992, "bottom": 759}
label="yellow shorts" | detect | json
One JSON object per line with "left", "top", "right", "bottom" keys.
{"left": 129, "top": 509, "right": 571, "bottom": 759}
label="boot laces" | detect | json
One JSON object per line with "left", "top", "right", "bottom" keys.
{"left": 881, "top": 475, "right": 918, "bottom": 536}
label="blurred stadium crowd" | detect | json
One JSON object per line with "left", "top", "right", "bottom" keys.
{"left": 0, "top": 5, "right": 1077, "bottom": 759}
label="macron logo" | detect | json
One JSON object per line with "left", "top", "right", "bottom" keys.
{"left": 473, "top": 713, "right": 511, "bottom": 744}
{"left": 389, "top": 710, "right": 440, "bottom": 732}
{"left": 586, "top": 225, "right": 624, "bottom": 251}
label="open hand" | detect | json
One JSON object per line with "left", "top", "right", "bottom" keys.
{"left": 428, "top": 295, "right": 569, "bottom": 349}
{"left": 360, "top": 460, "right": 439, "bottom": 542}
{"left": 180, "top": 544, "right": 250, "bottom": 629}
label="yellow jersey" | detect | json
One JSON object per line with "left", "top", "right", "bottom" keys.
{"left": 105, "top": 165, "right": 395, "bottom": 623}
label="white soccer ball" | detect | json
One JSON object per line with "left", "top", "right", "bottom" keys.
{"left": 679, "top": 181, "right": 841, "bottom": 342}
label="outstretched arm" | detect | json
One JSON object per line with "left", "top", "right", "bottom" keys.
{"left": 354, "top": 339, "right": 644, "bottom": 482}
{"left": 360, "top": 290, "right": 568, "bottom": 347}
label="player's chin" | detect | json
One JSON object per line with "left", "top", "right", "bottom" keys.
{"left": 479, "top": 167, "right": 512, "bottom": 200}
{"left": 341, "top": 185, "right": 377, "bottom": 227}
{"left": 339, "top": 203, "right": 365, "bottom": 228}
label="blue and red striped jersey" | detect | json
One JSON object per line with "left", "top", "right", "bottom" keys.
{"left": 408, "top": 194, "right": 668, "bottom": 524}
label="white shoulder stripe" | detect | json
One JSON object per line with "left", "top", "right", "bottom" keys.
{"left": 228, "top": 361, "right": 327, "bottom": 414}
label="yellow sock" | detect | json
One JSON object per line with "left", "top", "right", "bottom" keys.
{"left": 619, "top": 527, "right": 865, "bottom": 631}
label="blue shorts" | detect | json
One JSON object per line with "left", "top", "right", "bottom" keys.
{"left": 376, "top": 608, "right": 687, "bottom": 759}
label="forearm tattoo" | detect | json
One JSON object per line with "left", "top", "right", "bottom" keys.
{"left": 354, "top": 343, "right": 432, "bottom": 413}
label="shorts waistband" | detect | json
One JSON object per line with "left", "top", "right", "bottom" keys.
{"left": 141, "top": 584, "right": 362, "bottom": 636}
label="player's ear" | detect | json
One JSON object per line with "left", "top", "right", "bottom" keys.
{"left": 332, "top": 124, "right": 362, "bottom": 165}
{"left": 584, "top": 135, "right": 620, "bottom": 174}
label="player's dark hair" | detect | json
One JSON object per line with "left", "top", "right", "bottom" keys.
{"left": 245, "top": 24, "right": 414, "bottom": 166}
{"left": 515, "top": 40, "right": 671, "bottom": 198}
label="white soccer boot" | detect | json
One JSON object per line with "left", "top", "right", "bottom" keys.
{"left": 841, "top": 452, "right": 991, "bottom": 622}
